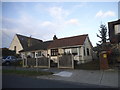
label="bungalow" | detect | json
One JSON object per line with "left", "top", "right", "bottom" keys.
{"left": 47, "top": 34, "right": 93, "bottom": 64}
{"left": 19, "top": 34, "right": 93, "bottom": 65}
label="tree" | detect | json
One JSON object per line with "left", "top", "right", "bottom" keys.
{"left": 2, "top": 48, "right": 15, "bottom": 56}
{"left": 97, "top": 24, "right": 107, "bottom": 44}
{"left": 2, "top": 48, "right": 20, "bottom": 57}
{"left": 94, "top": 24, "right": 109, "bottom": 59}
{"left": 96, "top": 24, "right": 109, "bottom": 51}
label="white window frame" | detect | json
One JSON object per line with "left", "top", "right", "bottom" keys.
{"left": 35, "top": 51, "right": 42, "bottom": 58}
{"left": 114, "top": 24, "right": 120, "bottom": 35}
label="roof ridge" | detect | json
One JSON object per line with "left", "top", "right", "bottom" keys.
{"left": 16, "top": 33, "right": 43, "bottom": 41}
{"left": 55, "top": 34, "right": 88, "bottom": 40}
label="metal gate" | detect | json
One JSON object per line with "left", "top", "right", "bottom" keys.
{"left": 58, "top": 55, "right": 74, "bottom": 69}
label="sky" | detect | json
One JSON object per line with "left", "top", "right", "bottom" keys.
{"left": 1, "top": 1, "right": 119, "bottom": 48}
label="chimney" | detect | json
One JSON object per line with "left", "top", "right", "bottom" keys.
{"left": 53, "top": 35, "right": 58, "bottom": 40}
{"left": 28, "top": 35, "right": 32, "bottom": 47}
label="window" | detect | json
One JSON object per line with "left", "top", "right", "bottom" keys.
{"left": 14, "top": 46, "right": 16, "bottom": 51}
{"left": 11, "top": 56, "right": 17, "bottom": 60}
{"left": 51, "top": 49, "right": 58, "bottom": 56}
{"left": 65, "top": 49, "right": 71, "bottom": 54}
{"left": 7, "top": 56, "right": 10, "bottom": 59}
{"left": 84, "top": 47, "right": 86, "bottom": 56}
{"left": 72, "top": 48, "right": 78, "bottom": 55}
{"left": 114, "top": 24, "right": 120, "bottom": 35}
{"left": 38, "top": 51, "right": 42, "bottom": 56}
{"left": 87, "top": 48, "right": 89, "bottom": 56}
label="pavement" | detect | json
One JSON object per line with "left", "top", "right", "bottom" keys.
{"left": 2, "top": 66, "right": 119, "bottom": 88}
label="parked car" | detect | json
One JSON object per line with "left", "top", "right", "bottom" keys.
{"left": 2, "top": 56, "right": 21, "bottom": 66}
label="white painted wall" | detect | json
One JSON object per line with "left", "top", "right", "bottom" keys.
{"left": 21, "top": 50, "right": 48, "bottom": 59}
{"left": 82, "top": 36, "right": 93, "bottom": 63}
{"left": 47, "top": 36, "right": 93, "bottom": 64}
{"left": 9, "top": 35, "right": 23, "bottom": 54}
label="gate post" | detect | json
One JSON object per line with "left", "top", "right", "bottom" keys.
{"left": 26, "top": 57, "right": 28, "bottom": 67}
{"left": 22, "top": 58, "right": 24, "bottom": 67}
{"left": 72, "top": 55, "right": 74, "bottom": 69}
{"left": 58, "top": 55, "right": 60, "bottom": 68}
{"left": 99, "top": 51, "right": 109, "bottom": 70}
{"left": 36, "top": 57, "right": 38, "bottom": 67}
{"left": 48, "top": 56, "right": 50, "bottom": 68}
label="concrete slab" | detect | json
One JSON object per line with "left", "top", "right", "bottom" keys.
{"left": 53, "top": 71, "right": 72, "bottom": 77}
{"left": 100, "top": 70, "right": 118, "bottom": 87}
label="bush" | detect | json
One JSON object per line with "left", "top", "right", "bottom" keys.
{"left": 108, "top": 48, "right": 120, "bottom": 64}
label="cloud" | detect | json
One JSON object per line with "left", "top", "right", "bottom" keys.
{"left": 95, "top": 10, "right": 115, "bottom": 18}
{"left": 65, "top": 19, "right": 80, "bottom": 25}
{"left": 2, "top": 15, "right": 55, "bottom": 42}
{"left": 2, "top": 28, "right": 18, "bottom": 48}
{"left": 2, "top": 6, "right": 81, "bottom": 47}
{"left": 41, "top": 21, "right": 54, "bottom": 27}
{"left": 48, "top": 6, "right": 69, "bottom": 20}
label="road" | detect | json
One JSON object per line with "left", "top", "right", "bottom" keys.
{"left": 2, "top": 74, "right": 111, "bottom": 88}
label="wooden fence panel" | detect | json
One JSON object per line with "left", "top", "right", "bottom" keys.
{"left": 37, "top": 57, "right": 49, "bottom": 67}
{"left": 58, "top": 55, "right": 74, "bottom": 69}
{"left": 27, "top": 58, "right": 36, "bottom": 66}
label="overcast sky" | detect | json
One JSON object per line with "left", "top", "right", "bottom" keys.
{"left": 2, "top": 1, "right": 119, "bottom": 48}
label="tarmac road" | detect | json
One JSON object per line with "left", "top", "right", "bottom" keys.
{"left": 2, "top": 74, "right": 111, "bottom": 88}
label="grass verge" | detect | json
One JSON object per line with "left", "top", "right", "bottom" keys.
{"left": 2, "top": 69, "right": 53, "bottom": 76}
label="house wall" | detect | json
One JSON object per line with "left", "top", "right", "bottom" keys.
{"left": 108, "top": 19, "right": 120, "bottom": 44}
{"left": 21, "top": 50, "right": 48, "bottom": 59}
{"left": 9, "top": 35, "right": 23, "bottom": 54}
{"left": 48, "top": 47, "right": 82, "bottom": 63}
{"left": 49, "top": 37, "right": 93, "bottom": 64}
{"left": 47, "top": 49, "right": 60, "bottom": 63}
{"left": 82, "top": 37, "right": 93, "bottom": 63}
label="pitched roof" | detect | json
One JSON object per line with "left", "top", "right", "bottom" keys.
{"left": 19, "top": 41, "right": 53, "bottom": 52}
{"left": 16, "top": 34, "right": 43, "bottom": 49}
{"left": 108, "top": 19, "right": 120, "bottom": 24}
{"left": 48, "top": 34, "right": 88, "bottom": 49}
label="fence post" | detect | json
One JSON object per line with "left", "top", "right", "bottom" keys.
{"left": 58, "top": 55, "right": 60, "bottom": 68}
{"left": 23, "top": 58, "right": 24, "bottom": 67}
{"left": 26, "top": 57, "right": 27, "bottom": 67}
{"left": 36, "top": 57, "right": 38, "bottom": 67}
{"left": 48, "top": 56, "right": 50, "bottom": 68}
{"left": 72, "top": 55, "right": 74, "bottom": 69}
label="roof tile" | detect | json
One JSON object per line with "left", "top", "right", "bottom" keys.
{"left": 48, "top": 34, "right": 88, "bottom": 49}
